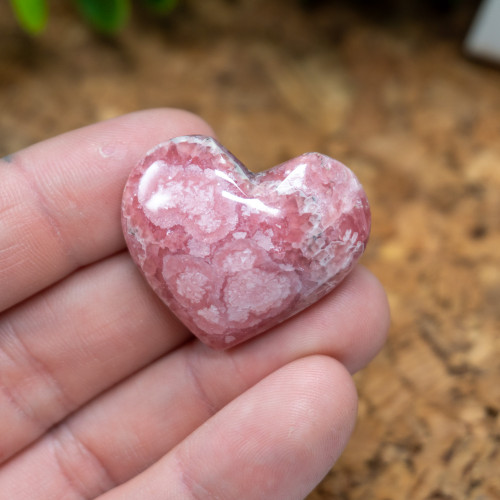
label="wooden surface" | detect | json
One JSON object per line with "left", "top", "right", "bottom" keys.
{"left": 1, "top": 1, "right": 499, "bottom": 498}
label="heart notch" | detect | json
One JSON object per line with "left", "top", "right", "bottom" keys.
{"left": 122, "top": 135, "right": 370, "bottom": 349}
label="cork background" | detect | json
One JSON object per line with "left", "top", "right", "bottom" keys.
{"left": 1, "top": 1, "right": 499, "bottom": 498}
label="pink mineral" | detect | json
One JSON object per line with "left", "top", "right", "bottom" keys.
{"left": 121, "top": 135, "right": 371, "bottom": 349}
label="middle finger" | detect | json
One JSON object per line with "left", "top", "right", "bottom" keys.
{"left": 0, "top": 252, "right": 189, "bottom": 463}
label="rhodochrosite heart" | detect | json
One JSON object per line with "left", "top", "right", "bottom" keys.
{"left": 122, "top": 136, "right": 370, "bottom": 349}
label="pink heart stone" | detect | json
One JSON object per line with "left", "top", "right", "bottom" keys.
{"left": 122, "top": 136, "right": 370, "bottom": 349}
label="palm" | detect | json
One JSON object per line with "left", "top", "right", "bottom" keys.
{"left": 0, "top": 109, "right": 389, "bottom": 499}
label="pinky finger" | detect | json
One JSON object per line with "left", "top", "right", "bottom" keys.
{"left": 98, "top": 355, "right": 357, "bottom": 500}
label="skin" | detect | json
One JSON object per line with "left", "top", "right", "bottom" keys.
{"left": 0, "top": 109, "right": 390, "bottom": 500}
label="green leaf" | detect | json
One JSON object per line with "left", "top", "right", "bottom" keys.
{"left": 74, "top": 0, "right": 130, "bottom": 34}
{"left": 143, "top": 0, "right": 178, "bottom": 14}
{"left": 10, "top": 0, "right": 47, "bottom": 35}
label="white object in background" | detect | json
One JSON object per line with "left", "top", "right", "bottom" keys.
{"left": 465, "top": 0, "right": 500, "bottom": 63}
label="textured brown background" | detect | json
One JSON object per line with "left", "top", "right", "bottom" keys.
{"left": 1, "top": 1, "right": 499, "bottom": 498}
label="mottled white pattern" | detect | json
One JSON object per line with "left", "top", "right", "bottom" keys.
{"left": 176, "top": 271, "right": 209, "bottom": 303}
{"left": 197, "top": 305, "right": 221, "bottom": 324}
{"left": 122, "top": 135, "right": 370, "bottom": 349}
{"left": 224, "top": 269, "right": 292, "bottom": 322}
{"left": 232, "top": 232, "right": 247, "bottom": 239}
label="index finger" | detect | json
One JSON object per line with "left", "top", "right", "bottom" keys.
{"left": 0, "top": 109, "right": 214, "bottom": 312}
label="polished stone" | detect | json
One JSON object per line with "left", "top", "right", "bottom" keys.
{"left": 122, "top": 136, "right": 370, "bottom": 349}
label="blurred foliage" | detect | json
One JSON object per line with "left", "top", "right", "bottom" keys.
{"left": 142, "top": 0, "right": 179, "bottom": 14}
{"left": 9, "top": 0, "right": 467, "bottom": 35}
{"left": 74, "top": 0, "right": 131, "bottom": 34}
{"left": 9, "top": 0, "right": 48, "bottom": 34}
{"left": 9, "top": 0, "right": 179, "bottom": 35}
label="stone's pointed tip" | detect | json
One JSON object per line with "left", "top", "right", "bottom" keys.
{"left": 122, "top": 136, "right": 370, "bottom": 349}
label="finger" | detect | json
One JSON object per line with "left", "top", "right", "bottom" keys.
{"left": 0, "top": 252, "right": 188, "bottom": 463}
{"left": 0, "top": 267, "right": 387, "bottom": 499}
{"left": 99, "top": 356, "right": 357, "bottom": 500}
{"left": 0, "top": 108, "right": 214, "bottom": 312}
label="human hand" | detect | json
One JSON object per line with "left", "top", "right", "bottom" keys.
{"left": 0, "top": 109, "right": 389, "bottom": 499}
